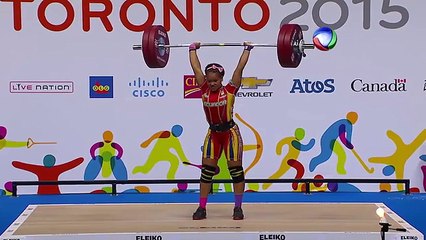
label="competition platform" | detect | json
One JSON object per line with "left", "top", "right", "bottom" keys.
{"left": 1, "top": 202, "right": 423, "bottom": 240}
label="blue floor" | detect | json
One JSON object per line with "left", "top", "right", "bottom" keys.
{"left": 1, "top": 192, "right": 425, "bottom": 236}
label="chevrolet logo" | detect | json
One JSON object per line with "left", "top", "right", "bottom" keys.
{"left": 241, "top": 77, "right": 272, "bottom": 89}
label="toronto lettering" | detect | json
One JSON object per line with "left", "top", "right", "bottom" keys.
{"left": 0, "top": 0, "right": 269, "bottom": 32}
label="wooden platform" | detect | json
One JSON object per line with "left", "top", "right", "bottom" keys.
{"left": 1, "top": 203, "right": 423, "bottom": 240}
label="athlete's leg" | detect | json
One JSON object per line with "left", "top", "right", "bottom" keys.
{"left": 193, "top": 130, "right": 221, "bottom": 220}
{"left": 225, "top": 125, "right": 245, "bottom": 220}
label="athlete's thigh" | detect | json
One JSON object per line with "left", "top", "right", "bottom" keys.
{"left": 202, "top": 130, "right": 223, "bottom": 161}
{"left": 224, "top": 125, "right": 243, "bottom": 162}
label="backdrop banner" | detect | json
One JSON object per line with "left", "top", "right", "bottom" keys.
{"left": 0, "top": 0, "right": 425, "bottom": 194}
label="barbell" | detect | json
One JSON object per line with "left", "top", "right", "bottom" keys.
{"left": 132, "top": 24, "right": 337, "bottom": 68}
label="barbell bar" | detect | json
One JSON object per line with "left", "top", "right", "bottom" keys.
{"left": 133, "top": 24, "right": 336, "bottom": 68}
{"left": 133, "top": 42, "right": 314, "bottom": 49}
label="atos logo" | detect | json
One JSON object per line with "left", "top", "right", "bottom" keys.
{"left": 290, "top": 79, "right": 335, "bottom": 93}
{"left": 129, "top": 77, "right": 169, "bottom": 98}
{"left": 89, "top": 76, "right": 113, "bottom": 98}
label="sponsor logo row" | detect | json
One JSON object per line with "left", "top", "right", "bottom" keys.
{"left": 8, "top": 76, "right": 419, "bottom": 99}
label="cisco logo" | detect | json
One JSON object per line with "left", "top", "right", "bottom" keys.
{"left": 129, "top": 77, "right": 169, "bottom": 98}
{"left": 290, "top": 79, "right": 335, "bottom": 93}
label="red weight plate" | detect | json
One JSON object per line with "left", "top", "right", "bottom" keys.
{"left": 142, "top": 25, "right": 170, "bottom": 68}
{"left": 277, "top": 24, "right": 303, "bottom": 68}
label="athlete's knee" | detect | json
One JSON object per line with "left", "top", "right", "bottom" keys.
{"left": 200, "top": 164, "right": 216, "bottom": 183}
{"left": 228, "top": 166, "right": 245, "bottom": 183}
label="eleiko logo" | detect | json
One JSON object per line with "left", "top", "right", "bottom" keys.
{"left": 184, "top": 75, "right": 201, "bottom": 99}
{"left": 10, "top": 81, "right": 74, "bottom": 93}
{"left": 129, "top": 77, "right": 169, "bottom": 98}
{"left": 290, "top": 79, "right": 335, "bottom": 93}
{"left": 400, "top": 236, "right": 418, "bottom": 240}
{"left": 351, "top": 78, "right": 407, "bottom": 92}
{"left": 259, "top": 234, "right": 286, "bottom": 240}
{"left": 89, "top": 76, "right": 113, "bottom": 98}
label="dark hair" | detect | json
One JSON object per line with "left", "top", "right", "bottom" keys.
{"left": 205, "top": 63, "right": 225, "bottom": 77}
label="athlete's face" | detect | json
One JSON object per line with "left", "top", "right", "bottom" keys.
{"left": 205, "top": 72, "right": 223, "bottom": 91}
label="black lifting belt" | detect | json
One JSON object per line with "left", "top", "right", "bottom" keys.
{"left": 209, "top": 119, "right": 235, "bottom": 132}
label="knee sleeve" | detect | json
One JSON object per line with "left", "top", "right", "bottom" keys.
{"left": 200, "top": 165, "right": 216, "bottom": 183}
{"left": 229, "top": 166, "right": 245, "bottom": 183}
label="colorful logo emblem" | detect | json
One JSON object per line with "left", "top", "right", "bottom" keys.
{"left": 89, "top": 76, "right": 113, "bottom": 98}
{"left": 313, "top": 27, "right": 337, "bottom": 51}
{"left": 184, "top": 75, "right": 202, "bottom": 99}
{"left": 241, "top": 77, "right": 272, "bottom": 89}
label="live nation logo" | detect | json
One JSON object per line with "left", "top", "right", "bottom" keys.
{"left": 10, "top": 81, "right": 74, "bottom": 93}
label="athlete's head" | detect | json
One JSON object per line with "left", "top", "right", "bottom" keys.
{"left": 205, "top": 63, "right": 225, "bottom": 91}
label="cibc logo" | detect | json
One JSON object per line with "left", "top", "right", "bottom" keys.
{"left": 183, "top": 75, "right": 201, "bottom": 99}
{"left": 129, "top": 77, "right": 169, "bottom": 98}
{"left": 290, "top": 79, "right": 335, "bottom": 93}
{"left": 351, "top": 78, "right": 407, "bottom": 92}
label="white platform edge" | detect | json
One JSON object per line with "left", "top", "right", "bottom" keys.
{"left": 1, "top": 202, "right": 423, "bottom": 240}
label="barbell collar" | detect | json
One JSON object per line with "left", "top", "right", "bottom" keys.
{"left": 303, "top": 44, "right": 315, "bottom": 49}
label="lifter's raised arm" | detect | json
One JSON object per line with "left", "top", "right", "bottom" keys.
{"left": 231, "top": 42, "right": 253, "bottom": 88}
{"left": 189, "top": 42, "right": 205, "bottom": 86}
